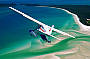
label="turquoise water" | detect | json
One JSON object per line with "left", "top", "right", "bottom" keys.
{"left": 0, "top": 5, "right": 90, "bottom": 59}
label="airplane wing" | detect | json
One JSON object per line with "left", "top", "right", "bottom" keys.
{"left": 9, "top": 7, "right": 75, "bottom": 39}
{"left": 52, "top": 28, "right": 75, "bottom": 38}
{"left": 9, "top": 7, "right": 46, "bottom": 26}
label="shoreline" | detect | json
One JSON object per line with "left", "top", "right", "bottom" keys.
{"left": 29, "top": 6, "right": 90, "bottom": 59}
{"left": 59, "top": 7, "right": 90, "bottom": 35}
{"left": 37, "top": 6, "right": 90, "bottom": 34}
{"left": 60, "top": 8, "right": 90, "bottom": 31}
{"left": 0, "top": 5, "right": 90, "bottom": 59}
{"left": 27, "top": 6, "right": 81, "bottom": 59}
{"left": 50, "top": 6, "right": 90, "bottom": 31}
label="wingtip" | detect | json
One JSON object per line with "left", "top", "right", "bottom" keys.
{"left": 9, "top": 7, "right": 11, "bottom": 8}
{"left": 9, "top": 7, "right": 12, "bottom": 9}
{"left": 72, "top": 36, "right": 75, "bottom": 38}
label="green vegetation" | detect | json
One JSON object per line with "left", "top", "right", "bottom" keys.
{"left": 49, "top": 5, "right": 90, "bottom": 26}
{"left": 23, "top": 4, "right": 90, "bottom": 26}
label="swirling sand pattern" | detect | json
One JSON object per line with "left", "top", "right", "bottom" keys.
{"left": 0, "top": 5, "right": 90, "bottom": 59}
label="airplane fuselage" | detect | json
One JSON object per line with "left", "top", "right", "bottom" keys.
{"left": 38, "top": 25, "right": 54, "bottom": 35}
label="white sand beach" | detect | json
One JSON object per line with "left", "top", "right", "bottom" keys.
{"left": 59, "top": 8, "right": 90, "bottom": 32}
{"left": 27, "top": 47, "right": 78, "bottom": 59}
{"left": 27, "top": 6, "right": 90, "bottom": 59}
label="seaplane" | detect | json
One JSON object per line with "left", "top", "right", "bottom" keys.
{"left": 9, "top": 7, "right": 75, "bottom": 43}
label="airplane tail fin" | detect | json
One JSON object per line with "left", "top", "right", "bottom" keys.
{"left": 52, "top": 25, "right": 54, "bottom": 28}
{"left": 49, "top": 25, "right": 54, "bottom": 35}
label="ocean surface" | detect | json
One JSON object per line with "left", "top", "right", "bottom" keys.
{"left": 0, "top": 5, "right": 90, "bottom": 59}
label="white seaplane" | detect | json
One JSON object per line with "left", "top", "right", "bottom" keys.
{"left": 9, "top": 7, "right": 75, "bottom": 42}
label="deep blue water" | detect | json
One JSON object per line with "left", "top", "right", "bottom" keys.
{"left": 0, "top": 5, "right": 88, "bottom": 59}
{"left": 0, "top": 5, "right": 75, "bottom": 51}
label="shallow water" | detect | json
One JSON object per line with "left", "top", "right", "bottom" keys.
{"left": 0, "top": 5, "right": 90, "bottom": 59}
